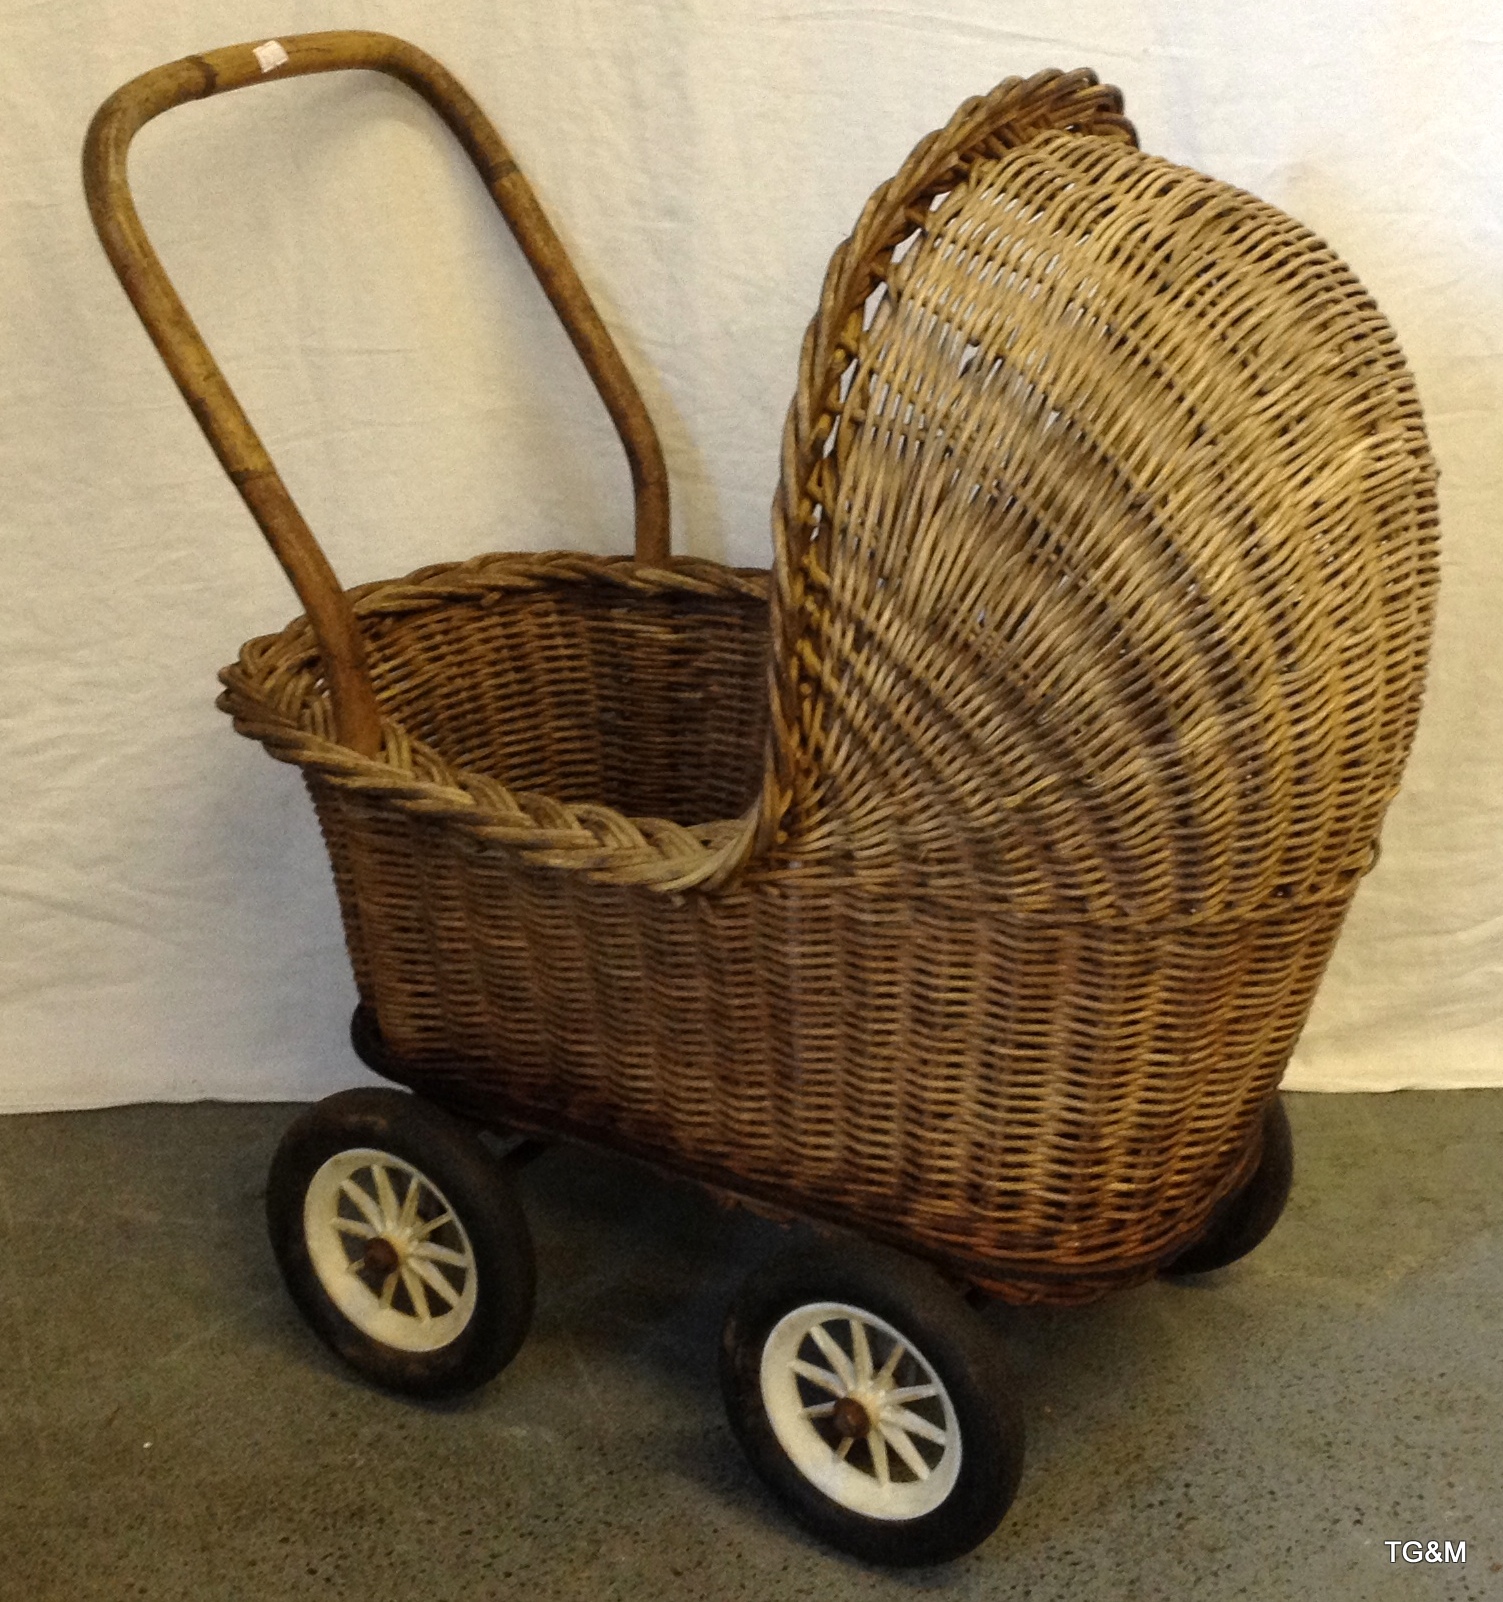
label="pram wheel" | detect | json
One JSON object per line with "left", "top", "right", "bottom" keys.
{"left": 266, "top": 1088, "right": 536, "bottom": 1397}
{"left": 1162, "top": 1097, "right": 1294, "bottom": 1276}
{"left": 720, "top": 1241, "right": 1024, "bottom": 1566}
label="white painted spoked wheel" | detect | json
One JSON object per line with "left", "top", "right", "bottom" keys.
{"left": 722, "top": 1243, "right": 1024, "bottom": 1566}
{"left": 760, "top": 1301, "right": 962, "bottom": 1520}
{"left": 267, "top": 1088, "right": 535, "bottom": 1397}
{"left": 303, "top": 1148, "right": 479, "bottom": 1353}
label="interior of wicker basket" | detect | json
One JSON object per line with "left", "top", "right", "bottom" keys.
{"left": 357, "top": 575, "right": 770, "bottom": 826}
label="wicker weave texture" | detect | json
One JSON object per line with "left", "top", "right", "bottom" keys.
{"left": 305, "top": 767, "right": 1343, "bottom": 1300}
{"left": 766, "top": 133, "right": 1438, "bottom": 919}
{"left": 204, "top": 70, "right": 1439, "bottom": 1302}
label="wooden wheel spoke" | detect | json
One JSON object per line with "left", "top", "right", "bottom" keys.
{"left": 868, "top": 1427, "right": 890, "bottom": 1488}
{"left": 882, "top": 1404, "right": 947, "bottom": 1446}
{"left": 875, "top": 1340, "right": 907, "bottom": 1385}
{"left": 340, "top": 1178, "right": 383, "bottom": 1233}
{"left": 879, "top": 1420, "right": 932, "bottom": 1481}
{"left": 810, "top": 1325, "right": 856, "bottom": 1390}
{"left": 415, "top": 1210, "right": 455, "bottom": 1241}
{"left": 408, "top": 1239, "right": 468, "bottom": 1269}
{"left": 372, "top": 1164, "right": 401, "bottom": 1231}
{"left": 397, "top": 1173, "right": 422, "bottom": 1233}
{"left": 399, "top": 1265, "right": 431, "bottom": 1322}
{"left": 848, "top": 1318, "right": 874, "bottom": 1387}
{"left": 408, "top": 1256, "right": 460, "bottom": 1309}
{"left": 790, "top": 1358, "right": 846, "bottom": 1396}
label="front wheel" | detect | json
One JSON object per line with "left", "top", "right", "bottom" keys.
{"left": 720, "top": 1242, "right": 1025, "bottom": 1566}
{"left": 267, "top": 1088, "right": 535, "bottom": 1397}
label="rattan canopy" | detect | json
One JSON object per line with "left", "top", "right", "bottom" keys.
{"left": 762, "top": 130, "right": 1439, "bottom": 923}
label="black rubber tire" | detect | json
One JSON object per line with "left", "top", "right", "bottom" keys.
{"left": 266, "top": 1088, "right": 536, "bottom": 1398}
{"left": 1163, "top": 1097, "right": 1294, "bottom": 1276}
{"left": 349, "top": 1003, "right": 388, "bottom": 1076}
{"left": 720, "top": 1241, "right": 1025, "bottom": 1566}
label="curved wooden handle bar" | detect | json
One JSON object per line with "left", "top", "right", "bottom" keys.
{"left": 84, "top": 31, "right": 671, "bottom": 756}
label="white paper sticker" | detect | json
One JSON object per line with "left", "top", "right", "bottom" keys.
{"left": 253, "top": 40, "right": 290, "bottom": 73}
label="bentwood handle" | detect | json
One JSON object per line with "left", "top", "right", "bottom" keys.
{"left": 84, "top": 31, "right": 672, "bottom": 756}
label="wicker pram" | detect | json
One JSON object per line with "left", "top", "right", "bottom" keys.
{"left": 87, "top": 31, "right": 1437, "bottom": 1564}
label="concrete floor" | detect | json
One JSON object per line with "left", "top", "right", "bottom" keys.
{"left": 0, "top": 1092, "right": 1499, "bottom": 1601}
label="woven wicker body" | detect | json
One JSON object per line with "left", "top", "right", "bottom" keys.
{"left": 229, "top": 548, "right": 1355, "bottom": 1304}
{"left": 91, "top": 37, "right": 1437, "bottom": 1305}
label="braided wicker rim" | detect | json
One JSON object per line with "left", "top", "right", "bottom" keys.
{"left": 220, "top": 69, "right": 1136, "bottom": 896}
{"left": 219, "top": 551, "right": 769, "bottom": 892}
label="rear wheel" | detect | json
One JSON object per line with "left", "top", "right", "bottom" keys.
{"left": 1163, "top": 1097, "right": 1294, "bottom": 1276}
{"left": 721, "top": 1241, "right": 1024, "bottom": 1566}
{"left": 267, "top": 1088, "right": 535, "bottom": 1397}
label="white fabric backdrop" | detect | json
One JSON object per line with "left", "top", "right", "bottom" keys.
{"left": 2, "top": 0, "right": 1499, "bottom": 1110}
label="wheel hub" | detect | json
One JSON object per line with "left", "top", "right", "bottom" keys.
{"left": 831, "top": 1394, "right": 873, "bottom": 1439}
{"left": 362, "top": 1235, "right": 402, "bottom": 1277}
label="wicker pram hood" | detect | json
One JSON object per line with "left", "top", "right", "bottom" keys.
{"left": 758, "top": 133, "right": 1439, "bottom": 919}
